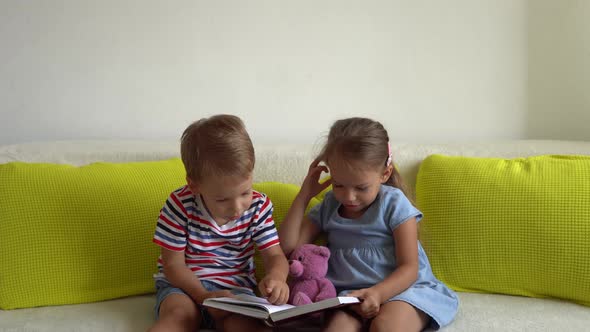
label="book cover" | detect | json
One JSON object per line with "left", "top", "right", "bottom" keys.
{"left": 203, "top": 294, "right": 360, "bottom": 325}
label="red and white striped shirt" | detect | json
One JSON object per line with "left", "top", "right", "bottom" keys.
{"left": 153, "top": 185, "right": 279, "bottom": 290}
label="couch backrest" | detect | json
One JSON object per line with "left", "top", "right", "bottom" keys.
{"left": 1, "top": 140, "right": 590, "bottom": 200}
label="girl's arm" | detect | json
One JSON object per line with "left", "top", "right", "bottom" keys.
{"left": 279, "top": 196, "right": 322, "bottom": 255}
{"left": 348, "top": 217, "right": 420, "bottom": 311}
{"left": 374, "top": 217, "right": 420, "bottom": 301}
{"left": 279, "top": 157, "right": 330, "bottom": 255}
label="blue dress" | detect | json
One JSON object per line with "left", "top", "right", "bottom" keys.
{"left": 308, "top": 185, "right": 458, "bottom": 329}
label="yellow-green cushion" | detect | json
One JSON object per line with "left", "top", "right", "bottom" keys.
{"left": 0, "top": 159, "right": 186, "bottom": 309}
{"left": 0, "top": 159, "right": 316, "bottom": 309}
{"left": 416, "top": 154, "right": 590, "bottom": 306}
{"left": 251, "top": 182, "right": 321, "bottom": 281}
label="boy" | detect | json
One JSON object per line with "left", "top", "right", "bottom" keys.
{"left": 149, "top": 115, "right": 289, "bottom": 332}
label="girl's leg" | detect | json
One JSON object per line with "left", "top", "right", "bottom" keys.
{"left": 148, "top": 293, "right": 201, "bottom": 332}
{"left": 323, "top": 309, "right": 363, "bottom": 332}
{"left": 369, "top": 300, "right": 429, "bottom": 332}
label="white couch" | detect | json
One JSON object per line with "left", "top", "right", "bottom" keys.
{"left": 1, "top": 139, "right": 589, "bottom": 331}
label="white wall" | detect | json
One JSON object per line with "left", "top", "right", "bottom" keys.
{"left": 1, "top": 1, "right": 530, "bottom": 145}
{"left": 527, "top": 0, "right": 590, "bottom": 141}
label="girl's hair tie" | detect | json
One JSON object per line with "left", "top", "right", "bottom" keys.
{"left": 386, "top": 142, "right": 393, "bottom": 167}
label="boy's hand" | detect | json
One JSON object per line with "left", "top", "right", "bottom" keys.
{"left": 347, "top": 288, "right": 381, "bottom": 319}
{"left": 258, "top": 275, "right": 289, "bottom": 305}
{"left": 300, "top": 157, "right": 332, "bottom": 201}
{"left": 201, "top": 290, "right": 235, "bottom": 320}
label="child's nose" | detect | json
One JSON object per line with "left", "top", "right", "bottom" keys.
{"left": 230, "top": 200, "right": 242, "bottom": 213}
{"left": 344, "top": 189, "right": 355, "bottom": 202}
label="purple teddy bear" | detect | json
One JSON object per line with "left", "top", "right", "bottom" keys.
{"left": 288, "top": 244, "right": 337, "bottom": 306}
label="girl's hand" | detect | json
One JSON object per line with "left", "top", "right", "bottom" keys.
{"left": 300, "top": 157, "right": 332, "bottom": 201}
{"left": 347, "top": 288, "right": 381, "bottom": 319}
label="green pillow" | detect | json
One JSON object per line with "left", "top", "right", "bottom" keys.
{"left": 0, "top": 159, "right": 185, "bottom": 309}
{"left": 0, "top": 159, "right": 317, "bottom": 309}
{"left": 416, "top": 154, "right": 590, "bottom": 306}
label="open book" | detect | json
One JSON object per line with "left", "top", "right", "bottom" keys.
{"left": 203, "top": 294, "right": 360, "bottom": 325}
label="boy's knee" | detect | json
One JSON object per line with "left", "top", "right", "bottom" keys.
{"left": 159, "top": 299, "right": 200, "bottom": 328}
{"left": 169, "top": 306, "right": 199, "bottom": 320}
{"left": 150, "top": 305, "right": 201, "bottom": 332}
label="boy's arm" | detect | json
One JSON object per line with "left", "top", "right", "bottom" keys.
{"left": 160, "top": 248, "right": 231, "bottom": 304}
{"left": 258, "top": 245, "right": 289, "bottom": 305}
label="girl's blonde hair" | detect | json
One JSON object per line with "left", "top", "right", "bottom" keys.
{"left": 180, "top": 114, "right": 255, "bottom": 181}
{"left": 319, "top": 117, "right": 408, "bottom": 197}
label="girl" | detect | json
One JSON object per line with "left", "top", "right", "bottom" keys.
{"left": 280, "top": 117, "right": 458, "bottom": 332}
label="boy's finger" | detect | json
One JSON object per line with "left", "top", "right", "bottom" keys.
{"left": 264, "top": 279, "right": 275, "bottom": 293}
{"left": 267, "top": 287, "right": 279, "bottom": 304}
{"left": 275, "top": 287, "right": 286, "bottom": 305}
{"left": 281, "top": 287, "right": 289, "bottom": 305}
{"left": 258, "top": 281, "right": 268, "bottom": 297}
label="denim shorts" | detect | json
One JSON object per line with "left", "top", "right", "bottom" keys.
{"left": 154, "top": 279, "right": 256, "bottom": 329}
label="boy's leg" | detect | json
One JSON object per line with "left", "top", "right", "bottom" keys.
{"left": 205, "top": 283, "right": 271, "bottom": 332}
{"left": 369, "top": 300, "right": 429, "bottom": 332}
{"left": 149, "top": 293, "right": 201, "bottom": 332}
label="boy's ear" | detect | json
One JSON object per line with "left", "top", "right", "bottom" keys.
{"left": 186, "top": 176, "right": 199, "bottom": 194}
{"left": 381, "top": 164, "right": 394, "bottom": 183}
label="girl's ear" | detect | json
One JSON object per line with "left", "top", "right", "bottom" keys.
{"left": 381, "top": 164, "right": 394, "bottom": 183}
{"left": 186, "top": 176, "right": 199, "bottom": 194}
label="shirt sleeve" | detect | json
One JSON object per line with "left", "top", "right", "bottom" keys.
{"left": 152, "top": 191, "right": 188, "bottom": 251}
{"left": 252, "top": 195, "right": 280, "bottom": 251}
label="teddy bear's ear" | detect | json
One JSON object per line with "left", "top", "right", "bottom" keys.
{"left": 314, "top": 246, "right": 330, "bottom": 258}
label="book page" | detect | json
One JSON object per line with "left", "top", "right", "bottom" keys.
{"left": 203, "top": 295, "right": 360, "bottom": 324}
{"left": 207, "top": 294, "right": 295, "bottom": 314}
{"left": 271, "top": 296, "right": 360, "bottom": 322}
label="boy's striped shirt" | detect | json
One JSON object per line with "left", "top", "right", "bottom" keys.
{"left": 153, "top": 186, "right": 279, "bottom": 290}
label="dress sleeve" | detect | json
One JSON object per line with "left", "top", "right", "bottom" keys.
{"left": 385, "top": 188, "right": 423, "bottom": 230}
{"left": 252, "top": 195, "right": 280, "bottom": 251}
{"left": 153, "top": 191, "right": 188, "bottom": 251}
{"left": 307, "top": 191, "right": 334, "bottom": 231}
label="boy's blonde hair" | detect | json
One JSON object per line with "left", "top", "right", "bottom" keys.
{"left": 180, "top": 114, "right": 255, "bottom": 182}
{"left": 319, "top": 117, "right": 408, "bottom": 197}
